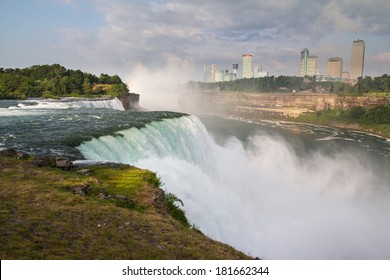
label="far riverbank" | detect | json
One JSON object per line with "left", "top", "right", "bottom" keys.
{"left": 178, "top": 90, "right": 390, "bottom": 139}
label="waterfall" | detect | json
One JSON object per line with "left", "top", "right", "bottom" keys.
{"left": 9, "top": 97, "right": 125, "bottom": 111}
{"left": 77, "top": 115, "right": 216, "bottom": 174}
{"left": 74, "top": 98, "right": 125, "bottom": 111}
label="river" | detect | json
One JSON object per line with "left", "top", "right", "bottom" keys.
{"left": 1, "top": 98, "right": 390, "bottom": 259}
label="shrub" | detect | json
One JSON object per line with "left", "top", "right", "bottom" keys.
{"left": 349, "top": 106, "right": 365, "bottom": 119}
{"left": 165, "top": 193, "right": 189, "bottom": 227}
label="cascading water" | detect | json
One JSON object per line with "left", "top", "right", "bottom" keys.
{"left": 78, "top": 115, "right": 216, "bottom": 175}
{"left": 74, "top": 98, "right": 125, "bottom": 111}
{"left": 8, "top": 97, "right": 125, "bottom": 111}
{"left": 77, "top": 114, "right": 390, "bottom": 259}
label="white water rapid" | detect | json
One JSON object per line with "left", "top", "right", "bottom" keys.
{"left": 77, "top": 115, "right": 390, "bottom": 259}
{"left": 7, "top": 97, "right": 125, "bottom": 111}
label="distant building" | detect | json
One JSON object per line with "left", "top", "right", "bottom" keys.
{"left": 232, "top": 63, "right": 239, "bottom": 80}
{"left": 215, "top": 69, "right": 231, "bottom": 82}
{"left": 253, "top": 66, "right": 268, "bottom": 78}
{"left": 299, "top": 48, "right": 309, "bottom": 76}
{"left": 214, "top": 70, "right": 224, "bottom": 82}
{"left": 242, "top": 54, "right": 253, "bottom": 79}
{"left": 327, "top": 57, "right": 343, "bottom": 78}
{"left": 204, "top": 64, "right": 216, "bottom": 83}
{"left": 300, "top": 48, "right": 319, "bottom": 77}
{"left": 350, "top": 39, "right": 365, "bottom": 79}
{"left": 307, "top": 56, "right": 319, "bottom": 76}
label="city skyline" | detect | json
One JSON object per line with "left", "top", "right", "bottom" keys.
{"left": 204, "top": 40, "right": 362, "bottom": 82}
{"left": 1, "top": 0, "right": 389, "bottom": 88}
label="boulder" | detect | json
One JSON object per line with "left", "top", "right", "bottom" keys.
{"left": 55, "top": 156, "right": 73, "bottom": 170}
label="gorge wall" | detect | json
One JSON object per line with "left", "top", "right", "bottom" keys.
{"left": 179, "top": 91, "right": 389, "bottom": 118}
{"left": 231, "top": 93, "right": 389, "bottom": 117}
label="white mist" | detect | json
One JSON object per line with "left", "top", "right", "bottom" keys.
{"left": 78, "top": 115, "right": 390, "bottom": 259}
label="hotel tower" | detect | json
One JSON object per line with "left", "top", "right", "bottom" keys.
{"left": 242, "top": 54, "right": 253, "bottom": 79}
{"left": 349, "top": 39, "right": 365, "bottom": 79}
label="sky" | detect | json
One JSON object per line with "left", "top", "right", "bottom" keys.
{"left": 1, "top": 0, "right": 389, "bottom": 89}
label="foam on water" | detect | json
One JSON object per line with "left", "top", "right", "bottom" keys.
{"left": 4, "top": 97, "right": 125, "bottom": 114}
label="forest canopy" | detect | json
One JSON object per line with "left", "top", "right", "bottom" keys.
{"left": 0, "top": 64, "right": 129, "bottom": 99}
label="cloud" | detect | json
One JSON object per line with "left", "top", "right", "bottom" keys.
{"left": 372, "top": 52, "right": 390, "bottom": 63}
{"left": 366, "top": 52, "right": 390, "bottom": 76}
{"left": 53, "top": 0, "right": 390, "bottom": 79}
{"left": 314, "top": 0, "right": 390, "bottom": 34}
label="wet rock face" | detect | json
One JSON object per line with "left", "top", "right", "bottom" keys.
{"left": 118, "top": 93, "right": 140, "bottom": 110}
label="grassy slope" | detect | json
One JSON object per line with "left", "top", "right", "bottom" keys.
{"left": 0, "top": 155, "right": 251, "bottom": 260}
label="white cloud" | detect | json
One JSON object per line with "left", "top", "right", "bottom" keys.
{"left": 372, "top": 52, "right": 390, "bottom": 62}
{"left": 53, "top": 0, "right": 390, "bottom": 79}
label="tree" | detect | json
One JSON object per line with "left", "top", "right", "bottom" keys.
{"left": 18, "top": 78, "right": 37, "bottom": 97}
{"left": 59, "top": 76, "right": 70, "bottom": 95}
{"left": 106, "top": 84, "right": 129, "bottom": 96}
{"left": 82, "top": 77, "right": 92, "bottom": 95}
{"left": 99, "top": 73, "right": 110, "bottom": 84}
{"left": 109, "top": 75, "right": 122, "bottom": 84}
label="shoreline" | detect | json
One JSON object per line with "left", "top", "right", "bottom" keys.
{"left": 204, "top": 112, "right": 390, "bottom": 142}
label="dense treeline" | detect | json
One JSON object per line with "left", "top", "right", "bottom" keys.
{"left": 187, "top": 75, "right": 390, "bottom": 95}
{"left": 0, "top": 64, "right": 129, "bottom": 99}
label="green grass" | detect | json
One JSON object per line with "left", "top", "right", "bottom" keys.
{"left": 0, "top": 155, "right": 252, "bottom": 260}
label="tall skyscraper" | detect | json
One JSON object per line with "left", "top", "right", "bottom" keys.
{"left": 203, "top": 64, "right": 216, "bottom": 83}
{"left": 327, "top": 57, "right": 343, "bottom": 78}
{"left": 350, "top": 39, "right": 365, "bottom": 79}
{"left": 300, "top": 48, "right": 318, "bottom": 77}
{"left": 299, "top": 48, "right": 309, "bottom": 77}
{"left": 242, "top": 54, "right": 253, "bottom": 79}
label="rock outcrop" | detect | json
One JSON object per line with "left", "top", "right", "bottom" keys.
{"left": 118, "top": 93, "right": 140, "bottom": 110}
